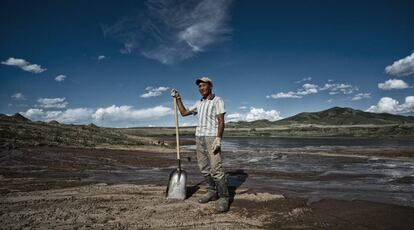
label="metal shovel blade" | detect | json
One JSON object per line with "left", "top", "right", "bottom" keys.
{"left": 166, "top": 168, "right": 187, "bottom": 199}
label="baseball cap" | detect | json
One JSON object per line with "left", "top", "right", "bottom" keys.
{"left": 195, "top": 77, "right": 213, "bottom": 86}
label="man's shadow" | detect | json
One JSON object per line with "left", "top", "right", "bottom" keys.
{"left": 186, "top": 169, "right": 249, "bottom": 203}
{"left": 186, "top": 183, "right": 201, "bottom": 198}
{"left": 226, "top": 169, "right": 248, "bottom": 205}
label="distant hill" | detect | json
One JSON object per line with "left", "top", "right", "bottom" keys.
{"left": 0, "top": 113, "right": 31, "bottom": 123}
{"left": 226, "top": 119, "right": 272, "bottom": 128}
{"left": 1, "top": 108, "right": 414, "bottom": 143}
{"left": 227, "top": 107, "right": 414, "bottom": 128}
{"left": 0, "top": 113, "right": 162, "bottom": 149}
{"left": 276, "top": 107, "right": 414, "bottom": 125}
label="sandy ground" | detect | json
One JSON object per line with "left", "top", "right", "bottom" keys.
{"left": 1, "top": 146, "right": 414, "bottom": 229}
{"left": 0, "top": 183, "right": 280, "bottom": 229}
{"left": 2, "top": 183, "right": 414, "bottom": 229}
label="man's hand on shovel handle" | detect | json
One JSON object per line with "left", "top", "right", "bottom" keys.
{"left": 171, "top": 89, "right": 181, "bottom": 99}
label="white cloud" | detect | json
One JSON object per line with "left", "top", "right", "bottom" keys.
{"left": 98, "top": 55, "right": 106, "bottom": 60}
{"left": 101, "top": 0, "right": 233, "bottom": 64}
{"left": 295, "top": 77, "right": 312, "bottom": 83}
{"left": 1, "top": 57, "right": 46, "bottom": 73}
{"left": 226, "top": 113, "right": 244, "bottom": 122}
{"left": 54, "top": 108, "right": 94, "bottom": 123}
{"left": 267, "top": 81, "right": 358, "bottom": 99}
{"left": 385, "top": 52, "right": 414, "bottom": 77}
{"left": 140, "top": 86, "right": 170, "bottom": 98}
{"left": 367, "top": 96, "right": 414, "bottom": 114}
{"left": 227, "top": 107, "right": 283, "bottom": 122}
{"left": 1, "top": 57, "right": 28, "bottom": 66}
{"left": 21, "top": 105, "right": 173, "bottom": 127}
{"left": 246, "top": 108, "right": 282, "bottom": 122}
{"left": 21, "top": 108, "right": 94, "bottom": 124}
{"left": 92, "top": 105, "right": 172, "bottom": 127}
{"left": 266, "top": 91, "right": 302, "bottom": 99}
{"left": 378, "top": 79, "right": 410, "bottom": 90}
{"left": 11, "top": 93, "right": 25, "bottom": 101}
{"left": 297, "top": 83, "right": 319, "bottom": 95}
{"left": 55, "top": 74, "right": 66, "bottom": 82}
{"left": 351, "top": 93, "right": 371, "bottom": 101}
{"left": 238, "top": 106, "right": 247, "bottom": 110}
{"left": 22, "top": 108, "right": 45, "bottom": 118}
{"left": 21, "top": 64, "right": 46, "bottom": 73}
{"left": 37, "top": 97, "right": 68, "bottom": 109}
{"left": 319, "top": 83, "right": 358, "bottom": 94}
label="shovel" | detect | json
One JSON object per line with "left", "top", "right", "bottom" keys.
{"left": 166, "top": 97, "right": 187, "bottom": 199}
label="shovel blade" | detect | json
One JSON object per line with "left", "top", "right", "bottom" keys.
{"left": 166, "top": 169, "right": 187, "bottom": 200}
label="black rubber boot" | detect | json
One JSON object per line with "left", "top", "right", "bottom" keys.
{"left": 216, "top": 177, "right": 230, "bottom": 213}
{"left": 198, "top": 175, "right": 218, "bottom": 203}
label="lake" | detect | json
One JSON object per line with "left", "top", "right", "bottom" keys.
{"left": 183, "top": 137, "right": 414, "bottom": 207}
{"left": 80, "top": 136, "right": 414, "bottom": 208}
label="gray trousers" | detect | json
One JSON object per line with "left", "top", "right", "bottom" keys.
{"left": 196, "top": 136, "right": 225, "bottom": 181}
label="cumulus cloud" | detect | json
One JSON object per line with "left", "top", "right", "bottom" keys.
{"left": 21, "top": 105, "right": 173, "bottom": 127}
{"left": 55, "top": 74, "right": 66, "bottom": 82}
{"left": 11, "top": 93, "right": 25, "bottom": 101}
{"left": 37, "top": 97, "right": 68, "bottom": 109}
{"left": 319, "top": 83, "right": 358, "bottom": 94}
{"left": 351, "top": 93, "right": 371, "bottom": 101}
{"left": 378, "top": 79, "right": 410, "bottom": 90}
{"left": 140, "top": 86, "right": 170, "bottom": 98}
{"left": 226, "top": 113, "right": 244, "bottom": 122}
{"left": 266, "top": 91, "right": 302, "bottom": 99}
{"left": 98, "top": 55, "right": 106, "bottom": 60}
{"left": 385, "top": 52, "right": 414, "bottom": 77}
{"left": 297, "top": 83, "right": 319, "bottom": 95}
{"left": 92, "top": 105, "right": 172, "bottom": 127}
{"left": 2, "top": 57, "right": 27, "bottom": 66}
{"left": 1, "top": 57, "right": 46, "bottom": 73}
{"left": 367, "top": 96, "right": 414, "bottom": 114}
{"left": 101, "top": 0, "right": 233, "bottom": 64}
{"left": 267, "top": 81, "right": 358, "bottom": 99}
{"left": 21, "top": 108, "right": 94, "bottom": 124}
{"left": 295, "top": 77, "right": 312, "bottom": 83}
{"left": 22, "top": 108, "right": 45, "bottom": 118}
{"left": 227, "top": 107, "right": 283, "bottom": 122}
{"left": 44, "top": 108, "right": 93, "bottom": 123}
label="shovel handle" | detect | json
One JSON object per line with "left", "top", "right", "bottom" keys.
{"left": 173, "top": 97, "right": 181, "bottom": 160}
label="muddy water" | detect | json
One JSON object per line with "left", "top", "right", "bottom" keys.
{"left": 77, "top": 137, "right": 414, "bottom": 207}
{"left": 8, "top": 137, "right": 411, "bottom": 208}
{"left": 180, "top": 137, "right": 414, "bottom": 208}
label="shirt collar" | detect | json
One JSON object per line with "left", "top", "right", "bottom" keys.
{"left": 201, "top": 93, "right": 215, "bottom": 101}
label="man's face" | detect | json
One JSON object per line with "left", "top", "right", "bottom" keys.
{"left": 198, "top": 82, "right": 212, "bottom": 97}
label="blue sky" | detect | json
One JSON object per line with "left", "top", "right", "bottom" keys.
{"left": 1, "top": 0, "right": 414, "bottom": 127}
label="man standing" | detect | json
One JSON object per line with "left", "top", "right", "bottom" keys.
{"left": 171, "top": 77, "right": 230, "bottom": 213}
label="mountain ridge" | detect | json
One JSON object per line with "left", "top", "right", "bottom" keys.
{"left": 227, "top": 107, "right": 414, "bottom": 128}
